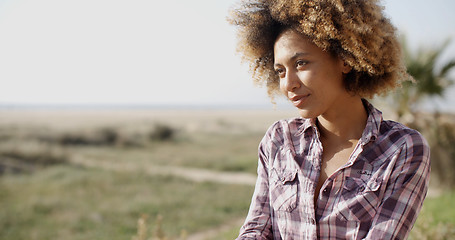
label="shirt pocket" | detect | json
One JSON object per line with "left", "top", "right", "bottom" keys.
{"left": 269, "top": 169, "right": 299, "bottom": 212}
{"left": 337, "top": 176, "right": 382, "bottom": 222}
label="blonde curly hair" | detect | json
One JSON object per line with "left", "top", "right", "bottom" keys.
{"left": 228, "top": 0, "right": 410, "bottom": 98}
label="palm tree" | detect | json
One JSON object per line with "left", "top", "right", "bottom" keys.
{"left": 382, "top": 38, "right": 455, "bottom": 188}
{"left": 385, "top": 37, "right": 455, "bottom": 122}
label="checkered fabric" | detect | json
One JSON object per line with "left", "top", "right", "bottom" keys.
{"left": 237, "top": 100, "right": 430, "bottom": 240}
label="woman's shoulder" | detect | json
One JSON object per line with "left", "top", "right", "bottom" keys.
{"left": 258, "top": 118, "right": 313, "bottom": 163}
{"left": 265, "top": 117, "right": 310, "bottom": 135}
{"left": 260, "top": 117, "right": 311, "bottom": 146}
{"left": 379, "top": 119, "right": 429, "bottom": 150}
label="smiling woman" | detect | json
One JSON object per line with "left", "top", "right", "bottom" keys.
{"left": 229, "top": 0, "right": 431, "bottom": 239}
{"left": 273, "top": 30, "right": 353, "bottom": 119}
{"left": 229, "top": 0, "right": 408, "bottom": 100}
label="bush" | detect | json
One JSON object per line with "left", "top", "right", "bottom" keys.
{"left": 57, "top": 127, "right": 120, "bottom": 146}
{"left": 0, "top": 142, "right": 68, "bottom": 174}
{"left": 412, "top": 113, "right": 455, "bottom": 188}
{"left": 149, "top": 124, "right": 176, "bottom": 142}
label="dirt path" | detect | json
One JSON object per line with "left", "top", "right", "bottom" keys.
{"left": 70, "top": 156, "right": 257, "bottom": 186}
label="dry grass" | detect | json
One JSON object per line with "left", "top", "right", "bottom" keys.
{"left": 0, "top": 108, "right": 293, "bottom": 239}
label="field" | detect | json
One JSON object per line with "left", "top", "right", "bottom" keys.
{"left": 0, "top": 107, "right": 454, "bottom": 240}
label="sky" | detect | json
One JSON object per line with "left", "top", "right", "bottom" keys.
{"left": 0, "top": 0, "right": 454, "bottom": 110}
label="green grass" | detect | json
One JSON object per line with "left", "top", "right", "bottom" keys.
{"left": 0, "top": 123, "right": 261, "bottom": 240}
{"left": 212, "top": 226, "right": 243, "bottom": 240}
{"left": 409, "top": 190, "right": 455, "bottom": 240}
{"left": 420, "top": 190, "right": 455, "bottom": 225}
{"left": 0, "top": 165, "right": 254, "bottom": 240}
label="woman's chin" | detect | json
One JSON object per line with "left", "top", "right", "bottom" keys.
{"left": 297, "top": 108, "right": 319, "bottom": 119}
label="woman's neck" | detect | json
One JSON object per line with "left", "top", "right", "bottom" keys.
{"left": 317, "top": 97, "right": 368, "bottom": 143}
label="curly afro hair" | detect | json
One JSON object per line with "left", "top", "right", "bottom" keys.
{"left": 228, "top": 0, "right": 410, "bottom": 99}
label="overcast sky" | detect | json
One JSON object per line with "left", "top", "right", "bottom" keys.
{"left": 0, "top": 0, "right": 454, "bottom": 110}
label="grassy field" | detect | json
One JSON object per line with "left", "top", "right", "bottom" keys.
{"left": 0, "top": 108, "right": 293, "bottom": 240}
{"left": 0, "top": 166, "right": 254, "bottom": 240}
{"left": 0, "top": 108, "right": 454, "bottom": 240}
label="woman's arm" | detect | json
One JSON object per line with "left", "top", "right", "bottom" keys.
{"left": 237, "top": 137, "right": 274, "bottom": 239}
{"left": 364, "top": 132, "right": 431, "bottom": 240}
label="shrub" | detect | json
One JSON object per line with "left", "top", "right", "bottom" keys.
{"left": 149, "top": 124, "right": 176, "bottom": 142}
{"left": 131, "top": 214, "right": 187, "bottom": 240}
{"left": 57, "top": 128, "right": 119, "bottom": 146}
{"left": 412, "top": 113, "right": 455, "bottom": 188}
{"left": 0, "top": 142, "right": 68, "bottom": 174}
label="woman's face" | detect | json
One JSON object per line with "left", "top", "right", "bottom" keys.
{"left": 273, "top": 29, "right": 352, "bottom": 119}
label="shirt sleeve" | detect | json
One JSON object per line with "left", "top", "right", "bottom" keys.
{"left": 364, "top": 131, "right": 431, "bottom": 240}
{"left": 236, "top": 132, "right": 274, "bottom": 239}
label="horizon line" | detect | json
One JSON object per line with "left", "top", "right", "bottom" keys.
{"left": 0, "top": 102, "right": 296, "bottom": 111}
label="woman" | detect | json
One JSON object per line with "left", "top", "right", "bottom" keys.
{"left": 229, "top": 0, "right": 430, "bottom": 239}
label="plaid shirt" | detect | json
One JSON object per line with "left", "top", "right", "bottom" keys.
{"left": 237, "top": 101, "right": 430, "bottom": 240}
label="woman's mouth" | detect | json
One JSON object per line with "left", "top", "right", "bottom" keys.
{"left": 289, "top": 94, "right": 310, "bottom": 108}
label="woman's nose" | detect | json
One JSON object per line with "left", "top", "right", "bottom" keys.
{"left": 282, "top": 71, "right": 300, "bottom": 92}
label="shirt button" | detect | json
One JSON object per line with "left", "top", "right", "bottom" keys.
{"left": 323, "top": 188, "right": 330, "bottom": 196}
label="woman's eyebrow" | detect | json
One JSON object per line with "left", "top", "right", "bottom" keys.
{"left": 290, "top": 52, "right": 309, "bottom": 60}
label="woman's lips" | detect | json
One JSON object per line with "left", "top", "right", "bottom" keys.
{"left": 289, "top": 94, "right": 310, "bottom": 108}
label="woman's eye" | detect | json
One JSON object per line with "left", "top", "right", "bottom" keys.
{"left": 296, "top": 60, "right": 307, "bottom": 68}
{"left": 275, "top": 68, "right": 285, "bottom": 77}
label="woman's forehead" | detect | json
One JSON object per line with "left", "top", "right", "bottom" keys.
{"left": 274, "top": 30, "right": 317, "bottom": 53}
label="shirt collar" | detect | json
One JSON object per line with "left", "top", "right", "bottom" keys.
{"left": 295, "top": 99, "right": 382, "bottom": 143}
{"left": 296, "top": 117, "right": 318, "bottom": 137}
{"left": 360, "top": 99, "right": 382, "bottom": 144}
